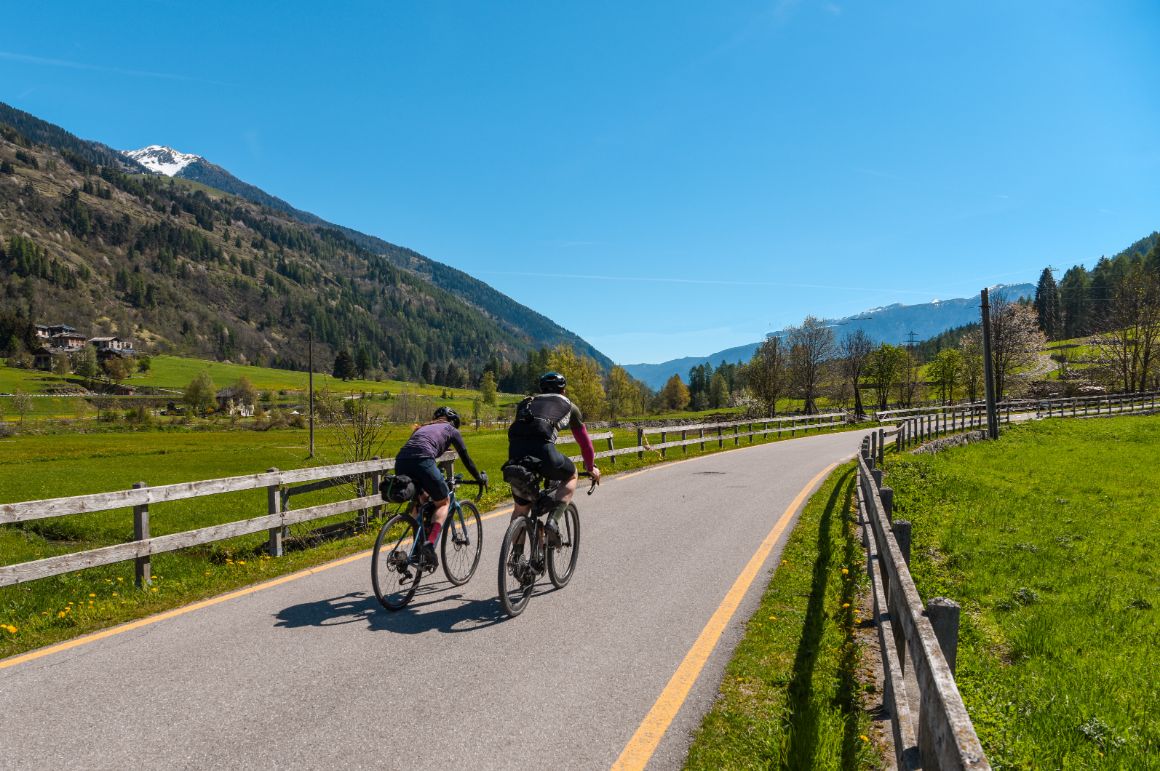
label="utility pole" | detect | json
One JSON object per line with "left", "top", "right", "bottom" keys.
{"left": 905, "top": 330, "right": 918, "bottom": 407}
{"left": 980, "top": 288, "right": 999, "bottom": 439}
{"left": 308, "top": 330, "right": 315, "bottom": 458}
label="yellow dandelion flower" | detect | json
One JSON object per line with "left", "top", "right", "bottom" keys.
{"left": 769, "top": 615, "right": 777, "bottom": 620}
{"left": 117, "top": 577, "right": 124, "bottom": 582}
{"left": 237, "top": 560, "right": 246, "bottom": 565}
{"left": 150, "top": 587, "right": 159, "bottom": 593}
{"left": 112, "top": 592, "right": 119, "bottom": 597}
{"left": 842, "top": 603, "right": 850, "bottom": 608}
{"left": 89, "top": 593, "right": 96, "bottom": 597}
{"left": 860, "top": 735, "right": 869, "bottom": 743}
{"left": 57, "top": 611, "right": 67, "bottom": 619}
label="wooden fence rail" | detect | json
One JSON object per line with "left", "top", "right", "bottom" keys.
{"left": 856, "top": 445, "right": 989, "bottom": 770}
{"left": 0, "top": 452, "right": 456, "bottom": 589}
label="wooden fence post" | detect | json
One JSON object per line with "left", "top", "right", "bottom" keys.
{"left": 681, "top": 429, "right": 687, "bottom": 454}
{"left": 877, "top": 428, "right": 885, "bottom": 464}
{"left": 927, "top": 597, "right": 961, "bottom": 675}
{"left": 369, "top": 456, "right": 382, "bottom": 522}
{"left": 892, "top": 519, "right": 911, "bottom": 566}
{"left": 266, "top": 468, "right": 283, "bottom": 557}
{"left": 439, "top": 457, "right": 455, "bottom": 481}
{"left": 133, "top": 482, "right": 150, "bottom": 588}
{"left": 699, "top": 427, "right": 705, "bottom": 451}
{"left": 718, "top": 425, "right": 723, "bottom": 448}
{"left": 880, "top": 486, "right": 894, "bottom": 521}
{"left": 607, "top": 435, "right": 616, "bottom": 466}
{"left": 660, "top": 430, "right": 667, "bottom": 459}
{"left": 734, "top": 424, "right": 739, "bottom": 446}
{"left": 637, "top": 428, "right": 645, "bottom": 460}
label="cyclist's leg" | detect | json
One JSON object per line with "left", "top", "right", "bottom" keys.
{"left": 408, "top": 457, "right": 451, "bottom": 554}
{"left": 427, "top": 496, "right": 451, "bottom": 542}
{"left": 544, "top": 445, "right": 577, "bottom": 510}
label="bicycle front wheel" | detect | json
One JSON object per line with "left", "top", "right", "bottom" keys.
{"left": 442, "top": 500, "right": 482, "bottom": 586}
{"left": 498, "top": 516, "right": 535, "bottom": 617}
{"left": 547, "top": 503, "right": 580, "bottom": 589}
{"left": 371, "top": 514, "right": 421, "bottom": 611}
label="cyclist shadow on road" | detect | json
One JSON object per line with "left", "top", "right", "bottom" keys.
{"left": 272, "top": 582, "right": 543, "bottom": 635}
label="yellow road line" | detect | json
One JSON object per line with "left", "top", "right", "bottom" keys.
{"left": 611, "top": 461, "right": 840, "bottom": 771}
{"left": 0, "top": 504, "right": 516, "bottom": 671}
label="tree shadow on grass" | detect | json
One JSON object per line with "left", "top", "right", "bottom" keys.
{"left": 784, "top": 468, "right": 855, "bottom": 769}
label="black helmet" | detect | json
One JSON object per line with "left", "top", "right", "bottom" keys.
{"left": 433, "top": 406, "right": 460, "bottom": 428}
{"left": 539, "top": 371, "right": 566, "bottom": 393}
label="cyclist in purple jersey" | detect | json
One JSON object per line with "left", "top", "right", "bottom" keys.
{"left": 395, "top": 406, "right": 487, "bottom": 568}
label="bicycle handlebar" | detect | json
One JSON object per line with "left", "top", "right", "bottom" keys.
{"left": 578, "top": 471, "right": 600, "bottom": 496}
{"left": 449, "top": 473, "right": 488, "bottom": 502}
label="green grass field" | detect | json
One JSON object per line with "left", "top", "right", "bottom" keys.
{"left": 882, "top": 416, "right": 1158, "bottom": 767}
{"left": 686, "top": 464, "right": 879, "bottom": 769}
{"left": 0, "top": 418, "right": 853, "bottom": 658}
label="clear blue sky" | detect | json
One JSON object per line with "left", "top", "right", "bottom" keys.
{"left": 4, "top": 1, "right": 1158, "bottom": 364}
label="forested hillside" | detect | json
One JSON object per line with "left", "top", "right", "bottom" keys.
{"left": 0, "top": 104, "right": 608, "bottom": 386}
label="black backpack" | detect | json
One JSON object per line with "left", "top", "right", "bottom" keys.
{"left": 509, "top": 394, "right": 570, "bottom": 442}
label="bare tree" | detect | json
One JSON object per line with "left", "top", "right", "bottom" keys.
{"left": 788, "top": 316, "right": 835, "bottom": 414}
{"left": 989, "top": 296, "right": 1046, "bottom": 398}
{"left": 12, "top": 390, "right": 33, "bottom": 425}
{"left": 840, "top": 330, "right": 874, "bottom": 417}
{"left": 745, "top": 335, "right": 788, "bottom": 416}
{"left": 1094, "top": 264, "right": 1160, "bottom": 393}
{"left": 318, "top": 390, "right": 392, "bottom": 464}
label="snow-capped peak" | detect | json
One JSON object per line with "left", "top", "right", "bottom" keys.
{"left": 122, "top": 145, "right": 201, "bottom": 176}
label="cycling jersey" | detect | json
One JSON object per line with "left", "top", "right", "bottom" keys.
{"left": 397, "top": 421, "right": 482, "bottom": 480}
{"left": 507, "top": 393, "right": 596, "bottom": 480}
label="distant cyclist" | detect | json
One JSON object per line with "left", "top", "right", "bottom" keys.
{"left": 394, "top": 406, "right": 487, "bottom": 568}
{"left": 506, "top": 372, "right": 601, "bottom": 541}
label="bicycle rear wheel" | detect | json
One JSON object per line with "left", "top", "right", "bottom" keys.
{"left": 547, "top": 503, "right": 580, "bottom": 589}
{"left": 371, "top": 514, "right": 421, "bottom": 610}
{"left": 498, "top": 516, "right": 536, "bottom": 617}
{"left": 442, "top": 500, "right": 482, "bottom": 586}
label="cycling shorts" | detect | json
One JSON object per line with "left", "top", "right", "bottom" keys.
{"left": 394, "top": 456, "right": 449, "bottom": 502}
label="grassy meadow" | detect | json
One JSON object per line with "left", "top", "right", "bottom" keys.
{"left": 882, "top": 415, "right": 1158, "bottom": 767}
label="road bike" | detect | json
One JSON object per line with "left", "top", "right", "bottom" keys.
{"left": 371, "top": 472, "right": 485, "bottom": 611}
{"left": 497, "top": 470, "right": 596, "bottom": 617}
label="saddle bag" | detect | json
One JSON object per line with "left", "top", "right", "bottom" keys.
{"left": 501, "top": 456, "right": 543, "bottom": 502}
{"left": 382, "top": 474, "right": 416, "bottom": 503}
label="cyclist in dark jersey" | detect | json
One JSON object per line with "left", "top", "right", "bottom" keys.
{"left": 395, "top": 406, "right": 487, "bottom": 568}
{"left": 506, "top": 372, "right": 601, "bottom": 532}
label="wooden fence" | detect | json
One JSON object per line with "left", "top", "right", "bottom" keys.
{"left": 856, "top": 441, "right": 989, "bottom": 770}
{"left": 0, "top": 414, "right": 849, "bottom": 589}
{"left": 0, "top": 453, "right": 456, "bottom": 589}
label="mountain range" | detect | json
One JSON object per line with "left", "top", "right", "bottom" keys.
{"left": 0, "top": 101, "right": 609, "bottom": 386}
{"left": 623, "top": 284, "right": 1035, "bottom": 389}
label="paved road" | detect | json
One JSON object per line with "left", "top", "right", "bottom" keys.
{"left": 1, "top": 431, "right": 867, "bottom": 770}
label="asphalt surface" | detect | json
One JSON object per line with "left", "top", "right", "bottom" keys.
{"left": 1, "top": 430, "right": 867, "bottom": 770}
